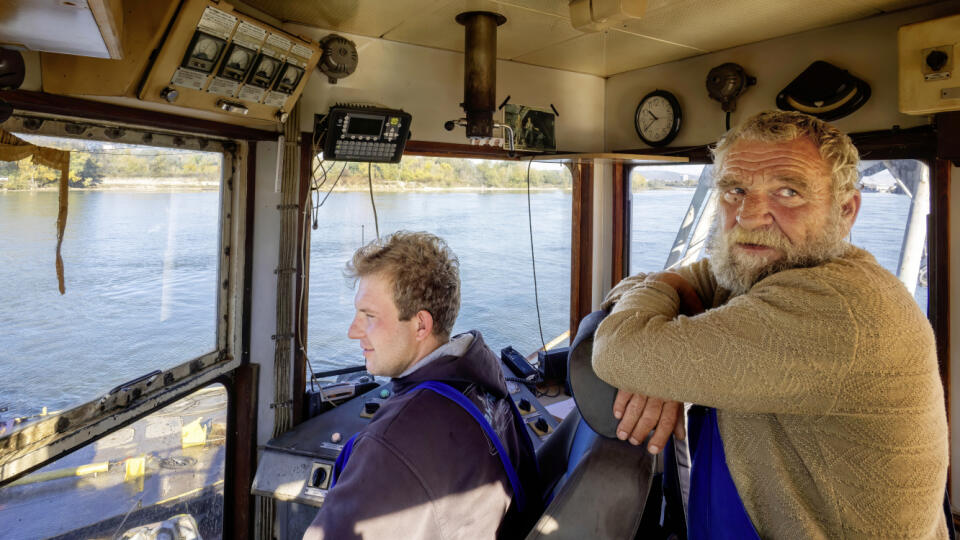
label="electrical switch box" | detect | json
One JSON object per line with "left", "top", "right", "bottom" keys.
{"left": 899, "top": 13, "right": 960, "bottom": 115}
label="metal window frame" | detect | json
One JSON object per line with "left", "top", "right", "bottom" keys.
{"left": 0, "top": 113, "right": 248, "bottom": 487}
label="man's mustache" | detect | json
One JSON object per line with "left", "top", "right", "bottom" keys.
{"left": 725, "top": 226, "right": 791, "bottom": 252}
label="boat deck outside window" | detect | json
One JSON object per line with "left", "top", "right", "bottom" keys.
{"left": 0, "top": 384, "right": 227, "bottom": 539}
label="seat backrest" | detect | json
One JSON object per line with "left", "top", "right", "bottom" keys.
{"left": 566, "top": 309, "right": 619, "bottom": 438}
{"left": 524, "top": 310, "right": 656, "bottom": 540}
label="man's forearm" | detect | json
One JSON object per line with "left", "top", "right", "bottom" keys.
{"left": 591, "top": 273, "right": 852, "bottom": 414}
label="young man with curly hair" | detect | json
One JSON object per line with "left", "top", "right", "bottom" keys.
{"left": 305, "top": 231, "right": 539, "bottom": 540}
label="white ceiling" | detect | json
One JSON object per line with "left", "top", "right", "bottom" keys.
{"left": 239, "top": 0, "right": 937, "bottom": 77}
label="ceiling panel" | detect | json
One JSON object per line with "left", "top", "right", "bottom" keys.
{"left": 236, "top": 0, "right": 939, "bottom": 77}
{"left": 511, "top": 32, "right": 607, "bottom": 76}
{"left": 603, "top": 28, "right": 703, "bottom": 75}
{"left": 239, "top": 0, "right": 445, "bottom": 37}
{"left": 383, "top": 0, "right": 584, "bottom": 59}
{"left": 493, "top": 0, "right": 570, "bottom": 18}
{"left": 620, "top": 0, "right": 878, "bottom": 51}
{"left": 513, "top": 30, "right": 698, "bottom": 76}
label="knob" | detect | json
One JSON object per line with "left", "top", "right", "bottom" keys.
{"left": 379, "top": 388, "right": 391, "bottom": 399}
{"left": 160, "top": 87, "right": 179, "bottom": 103}
{"left": 534, "top": 418, "right": 549, "bottom": 432}
{"left": 276, "top": 110, "right": 290, "bottom": 123}
{"left": 444, "top": 120, "right": 456, "bottom": 131}
{"left": 364, "top": 401, "right": 381, "bottom": 415}
{"left": 518, "top": 398, "right": 532, "bottom": 412}
{"left": 926, "top": 50, "right": 949, "bottom": 72}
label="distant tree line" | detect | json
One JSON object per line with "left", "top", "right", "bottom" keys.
{"left": 318, "top": 158, "right": 572, "bottom": 190}
{"left": 630, "top": 172, "right": 699, "bottom": 191}
{"left": 0, "top": 140, "right": 221, "bottom": 190}
{"left": 0, "top": 138, "right": 573, "bottom": 191}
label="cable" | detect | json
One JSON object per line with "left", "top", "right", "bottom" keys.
{"left": 526, "top": 158, "right": 546, "bottom": 351}
{"left": 298, "top": 179, "right": 319, "bottom": 392}
{"left": 368, "top": 162, "right": 380, "bottom": 240}
{"left": 311, "top": 158, "right": 329, "bottom": 228}
{"left": 319, "top": 163, "right": 348, "bottom": 207}
{"left": 725, "top": 111, "right": 731, "bottom": 131}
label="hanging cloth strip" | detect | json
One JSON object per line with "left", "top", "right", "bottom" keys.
{"left": 0, "top": 128, "right": 71, "bottom": 294}
{"left": 687, "top": 406, "right": 761, "bottom": 539}
{"left": 332, "top": 380, "right": 528, "bottom": 512}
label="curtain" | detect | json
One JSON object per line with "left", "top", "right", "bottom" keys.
{"left": 0, "top": 129, "right": 71, "bottom": 294}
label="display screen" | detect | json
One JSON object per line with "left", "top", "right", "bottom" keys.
{"left": 347, "top": 116, "right": 384, "bottom": 136}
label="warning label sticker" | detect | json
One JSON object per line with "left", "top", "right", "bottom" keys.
{"left": 290, "top": 43, "right": 314, "bottom": 61}
{"left": 234, "top": 21, "right": 266, "bottom": 49}
{"left": 238, "top": 85, "right": 266, "bottom": 103}
{"left": 171, "top": 68, "right": 207, "bottom": 90}
{"left": 264, "top": 91, "right": 288, "bottom": 108}
{"left": 198, "top": 7, "right": 237, "bottom": 40}
{"left": 265, "top": 33, "right": 292, "bottom": 53}
{"left": 207, "top": 77, "right": 239, "bottom": 97}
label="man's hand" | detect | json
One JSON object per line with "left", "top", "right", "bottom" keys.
{"left": 613, "top": 390, "right": 685, "bottom": 453}
{"left": 610, "top": 271, "right": 703, "bottom": 453}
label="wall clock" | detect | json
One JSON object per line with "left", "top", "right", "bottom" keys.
{"left": 634, "top": 89, "right": 682, "bottom": 147}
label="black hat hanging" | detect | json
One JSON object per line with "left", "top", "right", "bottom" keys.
{"left": 776, "top": 61, "right": 870, "bottom": 121}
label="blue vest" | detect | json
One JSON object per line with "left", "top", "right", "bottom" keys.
{"left": 331, "top": 380, "right": 530, "bottom": 512}
{"left": 688, "top": 406, "right": 760, "bottom": 539}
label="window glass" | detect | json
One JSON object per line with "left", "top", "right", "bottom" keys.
{"left": 851, "top": 160, "right": 928, "bottom": 311}
{"left": 629, "top": 164, "right": 705, "bottom": 273}
{"left": 0, "top": 135, "right": 222, "bottom": 423}
{"left": 0, "top": 384, "right": 227, "bottom": 539}
{"left": 307, "top": 157, "right": 572, "bottom": 375}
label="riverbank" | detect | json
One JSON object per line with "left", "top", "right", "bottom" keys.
{"left": 1, "top": 181, "right": 697, "bottom": 193}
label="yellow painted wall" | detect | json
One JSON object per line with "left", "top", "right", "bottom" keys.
{"left": 604, "top": 1, "right": 960, "bottom": 151}
{"left": 288, "top": 25, "right": 606, "bottom": 152}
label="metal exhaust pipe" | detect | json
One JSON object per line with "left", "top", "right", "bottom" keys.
{"left": 455, "top": 11, "right": 506, "bottom": 139}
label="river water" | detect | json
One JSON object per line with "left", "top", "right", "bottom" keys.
{"left": 0, "top": 189, "right": 921, "bottom": 419}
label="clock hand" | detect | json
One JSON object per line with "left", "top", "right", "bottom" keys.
{"left": 646, "top": 109, "right": 659, "bottom": 121}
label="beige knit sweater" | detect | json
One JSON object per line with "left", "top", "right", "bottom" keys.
{"left": 592, "top": 246, "right": 949, "bottom": 539}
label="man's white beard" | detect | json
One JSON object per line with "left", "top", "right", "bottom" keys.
{"left": 706, "top": 206, "right": 850, "bottom": 295}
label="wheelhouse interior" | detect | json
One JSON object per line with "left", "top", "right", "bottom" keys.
{"left": 2, "top": 0, "right": 960, "bottom": 538}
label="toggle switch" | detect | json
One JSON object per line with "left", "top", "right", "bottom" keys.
{"left": 517, "top": 398, "right": 533, "bottom": 414}
{"left": 312, "top": 467, "right": 327, "bottom": 488}
{"left": 528, "top": 416, "right": 554, "bottom": 437}
{"left": 309, "top": 462, "right": 332, "bottom": 489}
{"left": 360, "top": 400, "right": 382, "bottom": 418}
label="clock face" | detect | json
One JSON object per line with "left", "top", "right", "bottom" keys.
{"left": 635, "top": 90, "right": 681, "bottom": 146}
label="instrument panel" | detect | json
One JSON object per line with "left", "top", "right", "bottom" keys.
{"left": 251, "top": 362, "right": 559, "bottom": 508}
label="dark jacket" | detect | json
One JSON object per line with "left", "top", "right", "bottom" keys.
{"left": 304, "top": 331, "right": 540, "bottom": 539}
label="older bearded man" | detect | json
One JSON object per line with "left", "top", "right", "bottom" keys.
{"left": 592, "top": 111, "right": 949, "bottom": 538}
